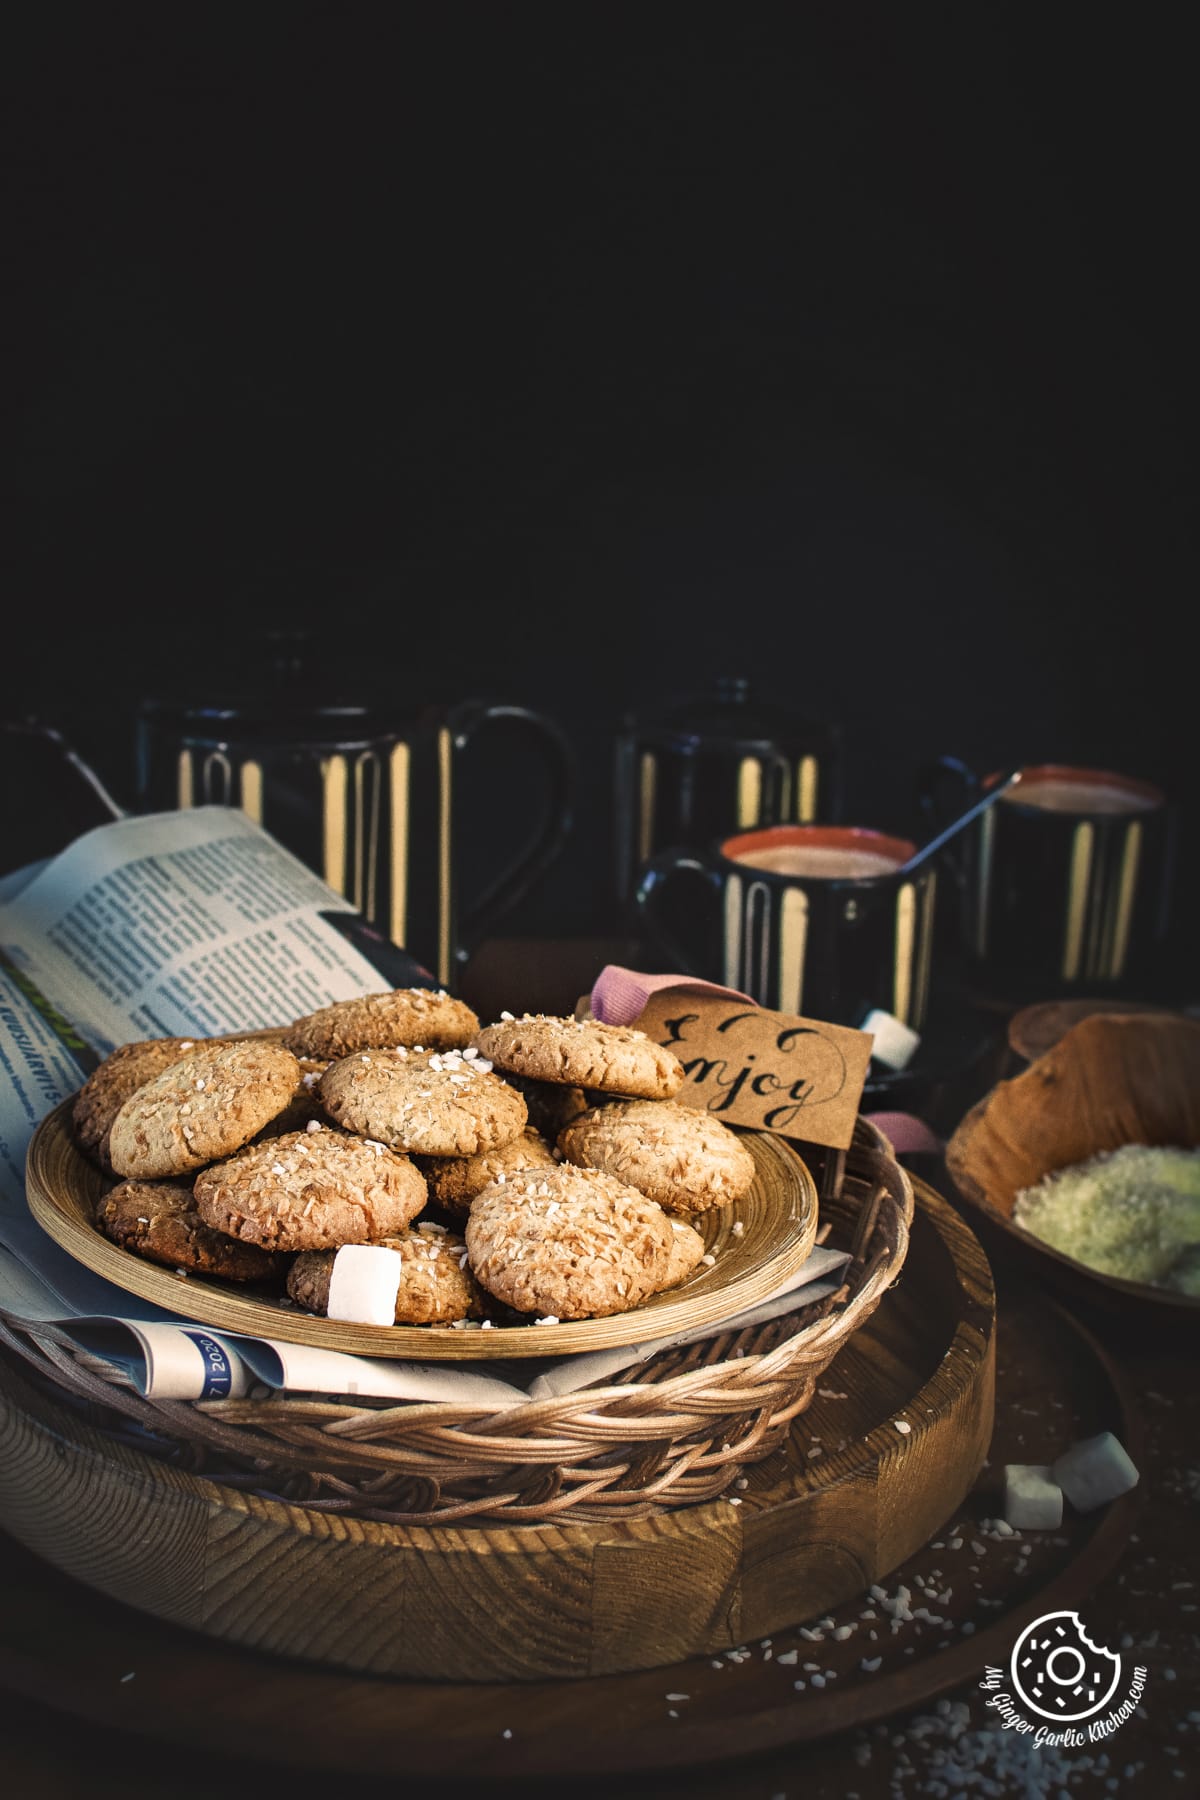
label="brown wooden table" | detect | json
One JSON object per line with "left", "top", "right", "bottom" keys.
{"left": 2, "top": 940, "right": 1196, "bottom": 1795}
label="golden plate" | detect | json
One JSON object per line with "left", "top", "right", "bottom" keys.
{"left": 25, "top": 1100, "right": 820, "bottom": 1360}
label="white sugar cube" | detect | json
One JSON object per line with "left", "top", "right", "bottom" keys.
{"left": 326, "top": 1245, "right": 403, "bottom": 1326}
{"left": 1002, "top": 1463, "right": 1063, "bottom": 1529}
{"left": 1050, "top": 1432, "right": 1139, "bottom": 1513}
{"left": 861, "top": 1008, "right": 921, "bottom": 1072}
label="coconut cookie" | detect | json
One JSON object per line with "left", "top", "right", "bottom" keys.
{"left": 253, "top": 1058, "right": 331, "bottom": 1139}
{"left": 73, "top": 1036, "right": 214, "bottom": 1168}
{"left": 501, "top": 1070, "right": 591, "bottom": 1138}
{"left": 282, "top": 988, "right": 480, "bottom": 1060}
{"left": 287, "top": 1224, "right": 487, "bottom": 1324}
{"left": 96, "top": 1179, "right": 286, "bottom": 1282}
{"left": 419, "top": 1126, "right": 557, "bottom": 1219}
{"left": 659, "top": 1216, "right": 708, "bottom": 1289}
{"left": 465, "top": 1164, "right": 675, "bottom": 1320}
{"left": 193, "top": 1127, "right": 427, "bottom": 1252}
{"left": 107, "top": 1040, "right": 302, "bottom": 1180}
{"left": 475, "top": 1014, "right": 685, "bottom": 1101}
{"left": 558, "top": 1099, "right": 755, "bottom": 1218}
{"left": 318, "top": 1047, "right": 527, "bottom": 1157}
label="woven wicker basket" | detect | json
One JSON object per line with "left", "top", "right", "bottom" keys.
{"left": 0, "top": 1117, "right": 912, "bottom": 1526}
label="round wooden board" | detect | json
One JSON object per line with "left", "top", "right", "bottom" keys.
{"left": 0, "top": 1183, "right": 1142, "bottom": 1779}
{"left": 3, "top": 1173, "right": 986, "bottom": 1687}
{"left": 25, "top": 1101, "right": 818, "bottom": 1358}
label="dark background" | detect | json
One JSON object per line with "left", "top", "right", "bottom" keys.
{"left": 5, "top": 7, "right": 1197, "bottom": 979}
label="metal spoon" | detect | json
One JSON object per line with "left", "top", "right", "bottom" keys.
{"left": 896, "top": 768, "right": 1024, "bottom": 875}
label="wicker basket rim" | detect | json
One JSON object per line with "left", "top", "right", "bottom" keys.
{"left": 0, "top": 1160, "right": 988, "bottom": 1550}
{"left": 1, "top": 1116, "right": 916, "bottom": 1526}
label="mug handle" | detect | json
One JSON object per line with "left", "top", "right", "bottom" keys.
{"left": 447, "top": 700, "right": 577, "bottom": 957}
{"left": 632, "top": 846, "right": 725, "bottom": 976}
{"left": 916, "top": 754, "right": 982, "bottom": 896}
{"left": 1, "top": 716, "right": 127, "bottom": 820}
{"left": 916, "top": 754, "right": 980, "bottom": 830}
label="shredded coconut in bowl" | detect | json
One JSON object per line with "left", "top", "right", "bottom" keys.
{"left": 1012, "top": 1142, "right": 1200, "bottom": 1289}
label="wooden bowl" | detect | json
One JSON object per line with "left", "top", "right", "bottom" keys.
{"left": 1006, "top": 997, "right": 1185, "bottom": 1065}
{"left": 944, "top": 1012, "right": 1200, "bottom": 1330}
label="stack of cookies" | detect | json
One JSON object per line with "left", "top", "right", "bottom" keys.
{"left": 70, "top": 989, "right": 758, "bottom": 1328}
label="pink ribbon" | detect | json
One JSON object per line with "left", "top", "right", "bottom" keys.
{"left": 589, "top": 964, "right": 756, "bottom": 1026}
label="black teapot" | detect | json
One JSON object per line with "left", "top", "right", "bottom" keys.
{"left": 135, "top": 634, "right": 576, "bottom": 988}
{"left": 613, "top": 676, "right": 842, "bottom": 908}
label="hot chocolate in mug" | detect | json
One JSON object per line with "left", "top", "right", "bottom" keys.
{"left": 633, "top": 823, "right": 938, "bottom": 1031}
{"left": 919, "top": 758, "right": 1175, "bottom": 998}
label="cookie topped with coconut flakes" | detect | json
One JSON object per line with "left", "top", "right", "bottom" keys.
{"left": 72, "top": 1034, "right": 217, "bottom": 1169}
{"left": 465, "top": 1164, "right": 675, "bottom": 1320}
{"left": 558, "top": 1098, "right": 756, "bottom": 1217}
{"left": 474, "top": 1012, "right": 685, "bottom": 1100}
{"left": 318, "top": 1046, "right": 528, "bottom": 1157}
{"left": 418, "top": 1124, "right": 558, "bottom": 1218}
{"left": 287, "top": 1223, "right": 488, "bottom": 1324}
{"left": 193, "top": 1127, "right": 427, "bottom": 1252}
{"left": 107, "top": 1039, "right": 302, "bottom": 1180}
{"left": 281, "top": 987, "right": 480, "bottom": 1060}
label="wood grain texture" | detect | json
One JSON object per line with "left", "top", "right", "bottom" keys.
{"left": 25, "top": 1101, "right": 819, "bottom": 1358}
{"left": 0, "top": 1177, "right": 994, "bottom": 1681}
{"left": 0, "top": 1263, "right": 1144, "bottom": 1782}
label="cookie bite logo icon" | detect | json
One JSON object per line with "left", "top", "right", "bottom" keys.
{"left": 979, "top": 1611, "right": 1147, "bottom": 1746}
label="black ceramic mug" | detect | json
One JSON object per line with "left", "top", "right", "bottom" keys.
{"left": 633, "top": 823, "right": 938, "bottom": 1031}
{"left": 919, "top": 758, "right": 1176, "bottom": 1000}
{"left": 135, "top": 690, "right": 575, "bottom": 989}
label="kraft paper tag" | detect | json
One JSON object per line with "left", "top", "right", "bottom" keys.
{"left": 633, "top": 990, "right": 873, "bottom": 1151}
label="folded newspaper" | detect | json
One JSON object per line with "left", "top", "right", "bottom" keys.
{"left": 0, "top": 807, "right": 849, "bottom": 1408}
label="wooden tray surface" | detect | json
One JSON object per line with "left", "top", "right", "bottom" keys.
{"left": 0, "top": 1178, "right": 1141, "bottom": 1777}
{"left": 25, "top": 1101, "right": 819, "bottom": 1358}
{"left": 4, "top": 1173, "right": 986, "bottom": 1686}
